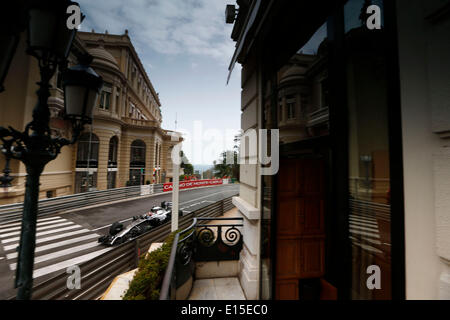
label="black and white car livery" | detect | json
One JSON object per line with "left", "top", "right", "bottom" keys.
{"left": 98, "top": 201, "right": 181, "bottom": 246}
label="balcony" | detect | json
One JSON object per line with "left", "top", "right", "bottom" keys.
{"left": 122, "top": 117, "right": 158, "bottom": 128}
{"left": 160, "top": 212, "right": 246, "bottom": 300}
{"left": 307, "top": 106, "right": 329, "bottom": 128}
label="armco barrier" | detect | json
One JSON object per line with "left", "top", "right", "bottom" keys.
{"left": 0, "top": 179, "right": 225, "bottom": 224}
{"left": 16, "top": 196, "right": 236, "bottom": 300}
{"left": 0, "top": 185, "right": 145, "bottom": 224}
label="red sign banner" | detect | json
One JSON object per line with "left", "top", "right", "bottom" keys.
{"left": 163, "top": 179, "right": 223, "bottom": 192}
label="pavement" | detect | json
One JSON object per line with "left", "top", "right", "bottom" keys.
{"left": 0, "top": 183, "right": 239, "bottom": 299}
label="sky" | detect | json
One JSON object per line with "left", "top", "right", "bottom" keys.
{"left": 77, "top": 0, "right": 242, "bottom": 166}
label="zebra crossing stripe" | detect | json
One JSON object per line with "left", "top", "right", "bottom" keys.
{"left": 5, "top": 234, "right": 99, "bottom": 259}
{"left": 0, "top": 221, "right": 74, "bottom": 238}
{"left": 32, "top": 247, "right": 112, "bottom": 279}
{"left": 0, "top": 218, "right": 68, "bottom": 232}
{"left": 349, "top": 228, "right": 380, "bottom": 239}
{"left": 349, "top": 219, "right": 378, "bottom": 228}
{"left": 349, "top": 215, "right": 377, "bottom": 223}
{"left": 0, "top": 216, "right": 62, "bottom": 229}
{"left": 349, "top": 224, "right": 379, "bottom": 233}
{"left": 2, "top": 229, "right": 93, "bottom": 250}
{"left": 9, "top": 241, "right": 102, "bottom": 270}
{"left": 1, "top": 225, "right": 84, "bottom": 244}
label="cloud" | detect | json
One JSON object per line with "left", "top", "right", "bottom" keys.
{"left": 78, "top": 0, "right": 235, "bottom": 63}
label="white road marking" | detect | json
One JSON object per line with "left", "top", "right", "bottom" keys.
{"left": 349, "top": 216, "right": 377, "bottom": 224}
{"left": 0, "top": 218, "right": 67, "bottom": 232}
{"left": 180, "top": 190, "right": 237, "bottom": 205}
{"left": 0, "top": 216, "right": 62, "bottom": 229}
{"left": 348, "top": 224, "right": 379, "bottom": 232}
{"left": 9, "top": 241, "right": 101, "bottom": 270}
{"left": 1, "top": 225, "right": 84, "bottom": 244}
{"left": 91, "top": 188, "right": 238, "bottom": 231}
{"left": 32, "top": 247, "right": 112, "bottom": 279}
{"left": 2, "top": 229, "right": 93, "bottom": 250}
{"left": 349, "top": 228, "right": 380, "bottom": 239}
{"left": 0, "top": 221, "right": 74, "bottom": 238}
{"left": 6, "top": 234, "right": 99, "bottom": 259}
{"left": 349, "top": 219, "right": 378, "bottom": 228}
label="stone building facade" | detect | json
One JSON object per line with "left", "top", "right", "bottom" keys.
{"left": 228, "top": 0, "right": 450, "bottom": 300}
{"left": 0, "top": 30, "right": 179, "bottom": 204}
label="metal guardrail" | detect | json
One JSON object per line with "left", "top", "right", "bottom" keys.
{"left": 21, "top": 196, "right": 235, "bottom": 300}
{"left": 0, "top": 184, "right": 164, "bottom": 224}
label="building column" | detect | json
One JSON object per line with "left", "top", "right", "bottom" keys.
{"left": 233, "top": 196, "right": 260, "bottom": 300}
{"left": 146, "top": 136, "right": 155, "bottom": 185}
{"left": 95, "top": 129, "right": 110, "bottom": 190}
{"left": 111, "top": 85, "right": 117, "bottom": 114}
{"left": 234, "top": 57, "right": 260, "bottom": 300}
{"left": 118, "top": 134, "right": 131, "bottom": 187}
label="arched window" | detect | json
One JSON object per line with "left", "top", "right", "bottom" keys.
{"left": 129, "top": 139, "right": 146, "bottom": 185}
{"left": 75, "top": 132, "right": 99, "bottom": 193}
{"left": 108, "top": 136, "right": 119, "bottom": 189}
{"left": 108, "top": 136, "right": 118, "bottom": 167}
{"left": 76, "top": 132, "right": 99, "bottom": 168}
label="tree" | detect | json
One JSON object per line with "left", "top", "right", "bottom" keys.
{"left": 213, "top": 150, "right": 239, "bottom": 180}
{"left": 179, "top": 150, "right": 193, "bottom": 175}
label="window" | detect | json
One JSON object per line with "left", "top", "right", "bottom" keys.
{"left": 345, "top": 0, "right": 392, "bottom": 300}
{"left": 129, "top": 102, "right": 135, "bottom": 117}
{"left": 75, "top": 172, "right": 97, "bottom": 193}
{"left": 286, "top": 95, "right": 296, "bottom": 119}
{"left": 76, "top": 132, "right": 99, "bottom": 168}
{"left": 130, "top": 139, "right": 146, "bottom": 167}
{"left": 278, "top": 98, "right": 283, "bottom": 122}
{"left": 99, "top": 83, "right": 112, "bottom": 110}
{"left": 108, "top": 136, "right": 118, "bottom": 166}
{"left": 107, "top": 171, "right": 117, "bottom": 189}
{"left": 129, "top": 140, "right": 146, "bottom": 186}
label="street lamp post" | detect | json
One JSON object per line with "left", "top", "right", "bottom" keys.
{"left": 0, "top": 0, "right": 103, "bottom": 300}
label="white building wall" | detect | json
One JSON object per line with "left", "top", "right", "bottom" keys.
{"left": 233, "top": 57, "right": 261, "bottom": 300}
{"left": 396, "top": 0, "right": 450, "bottom": 299}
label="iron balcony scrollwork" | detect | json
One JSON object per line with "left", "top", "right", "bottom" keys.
{"left": 194, "top": 217, "right": 243, "bottom": 262}
{"left": 160, "top": 216, "right": 244, "bottom": 300}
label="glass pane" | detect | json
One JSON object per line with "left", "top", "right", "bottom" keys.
{"left": 277, "top": 21, "right": 330, "bottom": 144}
{"left": 76, "top": 133, "right": 99, "bottom": 168}
{"left": 344, "top": 0, "right": 392, "bottom": 300}
{"left": 260, "top": 76, "right": 275, "bottom": 300}
{"left": 75, "top": 172, "right": 97, "bottom": 193}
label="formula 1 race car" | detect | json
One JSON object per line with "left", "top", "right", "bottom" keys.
{"left": 98, "top": 201, "right": 182, "bottom": 246}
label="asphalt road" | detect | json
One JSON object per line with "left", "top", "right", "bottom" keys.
{"left": 64, "top": 184, "right": 239, "bottom": 231}
{"left": 0, "top": 183, "right": 239, "bottom": 299}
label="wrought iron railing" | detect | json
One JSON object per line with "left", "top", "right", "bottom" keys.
{"left": 159, "top": 216, "right": 243, "bottom": 300}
